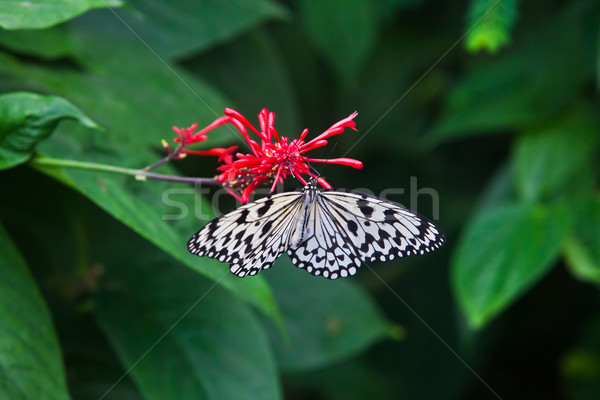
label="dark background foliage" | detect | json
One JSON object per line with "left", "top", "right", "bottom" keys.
{"left": 1, "top": 0, "right": 599, "bottom": 399}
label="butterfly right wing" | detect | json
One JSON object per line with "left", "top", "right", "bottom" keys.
{"left": 317, "top": 191, "right": 445, "bottom": 262}
{"left": 188, "top": 192, "right": 305, "bottom": 277}
{"left": 288, "top": 190, "right": 445, "bottom": 279}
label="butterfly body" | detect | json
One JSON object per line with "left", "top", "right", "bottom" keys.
{"left": 188, "top": 180, "right": 445, "bottom": 279}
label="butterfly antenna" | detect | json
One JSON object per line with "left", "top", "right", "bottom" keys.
{"left": 306, "top": 158, "right": 319, "bottom": 178}
{"left": 289, "top": 136, "right": 342, "bottom": 184}
{"left": 286, "top": 157, "right": 298, "bottom": 179}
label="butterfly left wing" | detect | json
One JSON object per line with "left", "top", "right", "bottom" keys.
{"left": 287, "top": 190, "right": 445, "bottom": 279}
{"left": 188, "top": 192, "right": 305, "bottom": 277}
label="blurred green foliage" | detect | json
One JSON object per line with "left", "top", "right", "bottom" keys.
{"left": 0, "top": 0, "right": 599, "bottom": 399}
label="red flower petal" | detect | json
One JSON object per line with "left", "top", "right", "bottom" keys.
{"left": 317, "top": 177, "right": 332, "bottom": 189}
{"left": 306, "top": 157, "right": 363, "bottom": 169}
{"left": 225, "top": 108, "right": 264, "bottom": 139}
{"left": 301, "top": 111, "right": 358, "bottom": 150}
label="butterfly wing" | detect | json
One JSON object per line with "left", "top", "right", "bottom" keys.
{"left": 287, "top": 190, "right": 445, "bottom": 279}
{"left": 286, "top": 198, "right": 363, "bottom": 279}
{"left": 188, "top": 192, "right": 305, "bottom": 277}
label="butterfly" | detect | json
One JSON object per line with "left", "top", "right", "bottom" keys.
{"left": 188, "top": 178, "right": 445, "bottom": 279}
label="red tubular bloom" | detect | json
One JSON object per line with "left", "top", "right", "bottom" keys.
{"left": 215, "top": 109, "right": 362, "bottom": 202}
{"left": 169, "top": 109, "right": 363, "bottom": 203}
{"left": 167, "top": 120, "right": 237, "bottom": 162}
{"left": 316, "top": 177, "right": 332, "bottom": 189}
{"left": 224, "top": 108, "right": 263, "bottom": 138}
{"left": 183, "top": 145, "right": 238, "bottom": 164}
{"left": 300, "top": 111, "right": 358, "bottom": 151}
{"left": 306, "top": 158, "right": 364, "bottom": 169}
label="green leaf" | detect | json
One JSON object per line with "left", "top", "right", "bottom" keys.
{"left": 428, "top": 4, "right": 596, "bottom": 143}
{"left": 465, "top": 0, "right": 518, "bottom": 53}
{"left": 265, "top": 262, "right": 393, "bottom": 372}
{"left": 564, "top": 197, "right": 600, "bottom": 285}
{"left": 0, "top": 92, "right": 100, "bottom": 170}
{"left": 452, "top": 202, "right": 571, "bottom": 328}
{"left": 0, "top": 25, "right": 78, "bottom": 59}
{"left": 74, "top": 0, "right": 288, "bottom": 59}
{"left": 513, "top": 106, "right": 599, "bottom": 202}
{"left": 31, "top": 162, "right": 279, "bottom": 322}
{"left": 0, "top": 224, "right": 71, "bottom": 400}
{"left": 95, "top": 241, "right": 282, "bottom": 400}
{"left": 301, "top": 0, "right": 377, "bottom": 86}
{"left": 471, "top": 162, "right": 517, "bottom": 217}
{"left": 0, "top": 0, "right": 123, "bottom": 29}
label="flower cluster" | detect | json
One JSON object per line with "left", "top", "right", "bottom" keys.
{"left": 166, "top": 108, "right": 363, "bottom": 202}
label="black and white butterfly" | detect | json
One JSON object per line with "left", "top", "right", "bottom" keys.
{"left": 188, "top": 179, "right": 445, "bottom": 279}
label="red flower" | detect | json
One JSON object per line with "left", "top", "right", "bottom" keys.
{"left": 216, "top": 108, "right": 362, "bottom": 202}
{"left": 165, "top": 118, "right": 238, "bottom": 163}
{"left": 168, "top": 109, "right": 363, "bottom": 203}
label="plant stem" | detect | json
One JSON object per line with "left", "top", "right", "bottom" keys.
{"left": 142, "top": 141, "right": 185, "bottom": 172}
{"left": 30, "top": 156, "right": 221, "bottom": 186}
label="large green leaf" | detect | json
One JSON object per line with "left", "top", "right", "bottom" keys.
{"left": 513, "top": 106, "right": 599, "bottom": 202}
{"left": 300, "top": 0, "right": 377, "bottom": 86}
{"left": 73, "top": 0, "right": 288, "bottom": 59}
{"left": 0, "top": 92, "right": 99, "bottom": 170}
{"left": 564, "top": 197, "right": 600, "bottom": 285}
{"left": 0, "top": 0, "right": 123, "bottom": 29}
{"left": 428, "top": 3, "right": 596, "bottom": 143}
{"left": 0, "top": 224, "right": 71, "bottom": 400}
{"left": 453, "top": 202, "right": 571, "bottom": 328}
{"left": 94, "top": 235, "right": 281, "bottom": 400}
{"left": 264, "top": 262, "right": 393, "bottom": 371}
{"left": 30, "top": 158, "right": 279, "bottom": 321}
{"left": 0, "top": 25, "right": 78, "bottom": 60}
